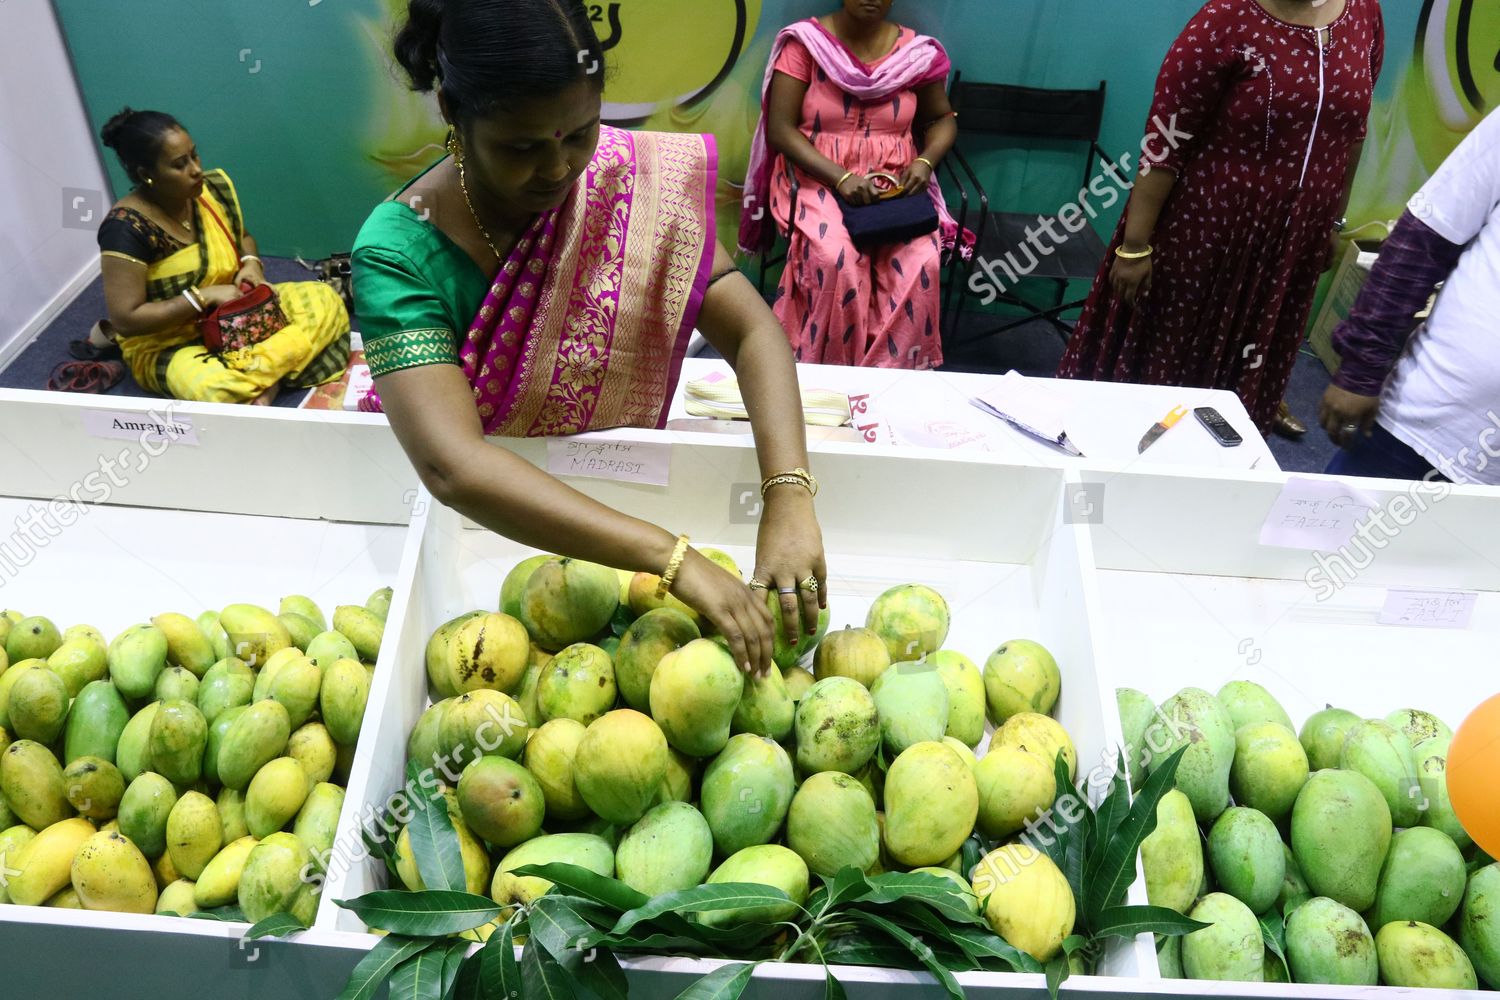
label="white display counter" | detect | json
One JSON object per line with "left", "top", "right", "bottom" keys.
{"left": 0, "top": 388, "right": 1494, "bottom": 1000}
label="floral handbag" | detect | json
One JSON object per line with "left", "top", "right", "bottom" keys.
{"left": 199, "top": 281, "right": 288, "bottom": 354}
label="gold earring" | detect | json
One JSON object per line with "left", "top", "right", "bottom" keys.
{"left": 144, "top": 177, "right": 154, "bottom": 186}
{"left": 445, "top": 126, "right": 461, "bottom": 161}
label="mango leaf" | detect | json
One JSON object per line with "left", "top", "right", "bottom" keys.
{"left": 337, "top": 936, "right": 435, "bottom": 1000}
{"left": 1044, "top": 953, "right": 1070, "bottom": 1000}
{"left": 364, "top": 819, "right": 402, "bottom": 883}
{"left": 613, "top": 883, "right": 796, "bottom": 936}
{"left": 959, "top": 835, "right": 983, "bottom": 882}
{"left": 521, "top": 936, "right": 575, "bottom": 1000}
{"left": 823, "top": 866, "right": 875, "bottom": 909}
{"left": 244, "top": 912, "right": 306, "bottom": 939}
{"left": 1090, "top": 752, "right": 1132, "bottom": 853}
{"left": 818, "top": 934, "right": 917, "bottom": 969}
{"left": 1260, "top": 911, "right": 1290, "bottom": 982}
{"left": 448, "top": 951, "right": 483, "bottom": 1000}
{"left": 586, "top": 929, "right": 733, "bottom": 955}
{"left": 438, "top": 939, "right": 470, "bottom": 998}
{"left": 610, "top": 603, "right": 635, "bottom": 637}
{"left": 862, "top": 900, "right": 980, "bottom": 967}
{"left": 391, "top": 943, "right": 452, "bottom": 1000}
{"left": 528, "top": 896, "right": 627, "bottom": 1000}
{"left": 338, "top": 889, "right": 502, "bottom": 937}
{"left": 511, "top": 863, "right": 649, "bottom": 913}
{"left": 672, "top": 961, "right": 758, "bottom": 1000}
{"left": 945, "top": 925, "right": 1040, "bottom": 974}
{"left": 479, "top": 913, "right": 522, "bottom": 999}
{"left": 824, "top": 966, "right": 848, "bottom": 1000}
{"left": 1035, "top": 752, "right": 1075, "bottom": 876}
{"left": 847, "top": 910, "right": 964, "bottom": 1000}
{"left": 1092, "top": 905, "right": 1209, "bottom": 940}
{"left": 186, "top": 904, "right": 246, "bottom": 922}
{"left": 1082, "top": 745, "right": 1188, "bottom": 926}
{"left": 405, "top": 758, "right": 467, "bottom": 894}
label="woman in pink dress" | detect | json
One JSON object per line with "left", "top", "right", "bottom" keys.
{"left": 1057, "top": 0, "right": 1384, "bottom": 438}
{"left": 740, "top": 0, "right": 962, "bottom": 369}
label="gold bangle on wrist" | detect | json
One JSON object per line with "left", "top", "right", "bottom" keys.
{"left": 835, "top": 170, "right": 855, "bottom": 190}
{"left": 915, "top": 156, "right": 936, "bottom": 172}
{"left": 1114, "top": 245, "right": 1154, "bottom": 260}
{"left": 657, "top": 534, "right": 690, "bottom": 599}
{"left": 760, "top": 468, "right": 818, "bottom": 499}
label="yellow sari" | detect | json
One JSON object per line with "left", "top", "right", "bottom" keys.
{"left": 107, "top": 169, "right": 349, "bottom": 403}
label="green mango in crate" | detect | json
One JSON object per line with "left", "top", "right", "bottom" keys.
{"left": 1284, "top": 896, "right": 1376, "bottom": 985}
{"left": 108, "top": 624, "right": 169, "bottom": 701}
{"left": 1298, "top": 707, "right": 1361, "bottom": 771}
{"left": 1229, "top": 722, "right": 1308, "bottom": 824}
{"left": 871, "top": 659, "right": 949, "bottom": 757}
{"left": 883, "top": 741, "right": 977, "bottom": 869}
{"left": 278, "top": 613, "right": 321, "bottom": 654}
{"left": 7, "top": 667, "right": 69, "bottom": 745}
{"left": 786, "top": 769, "right": 879, "bottom": 878}
{"left": 152, "top": 613, "right": 216, "bottom": 677}
{"left": 1140, "top": 788, "right": 1203, "bottom": 914}
{"left": 239, "top": 832, "right": 319, "bottom": 925}
{"left": 730, "top": 663, "right": 795, "bottom": 741}
{"left": 1371, "top": 826, "right": 1466, "bottom": 929}
{"left": 1181, "top": 892, "right": 1264, "bottom": 982}
{"left": 197, "top": 657, "right": 254, "bottom": 725}
{"left": 306, "top": 630, "right": 359, "bottom": 672}
{"left": 1412, "top": 734, "right": 1474, "bottom": 851}
{"left": 1340, "top": 720, "right": 1422, "bottom": 828}
{"left": 1375, "top": 921, "right": 1476, "bottom": 989}
{"left": 320, "top": 657, "right": 372, "bottom": 746}
{"left": 615, "top": 800, "right": 713, "bottom": 898}
{"left": 1216, "top": 680, "right": 1294, "bottom": 732}
{"left": 1385, "top": 708, "right": 1451, "bottom": 747}
{"left": 1, "top": 739, "right": 71, "bottom": 829}
{"left": 47, "top": 637, "right": 107, "bottom": 697}
{"left": 278, "top": 595, "right": 327, "bottom": 633}
{"left": 699, "top": 844, "right": 809, "bottom": 929}
{"left": 1207, "top": 807, "right": 1284, "bottom": 915}
{"left": 148, "top": 699, "right": 208, "bottom": 787}
{"left": 650, "top": 639, "right": 742, "bottom": 758}
{"left": 700, "top": 733, "right": 794, "bottom": 857}
{"left": 793, "top": 677, "right": 879, "bottom": 776}
{"left": 1291, "top": 768, "right": 1392, "bottom": 912}
{"left": 165, "top": 790, "right": 221, "bottom": 880}
{"left": 61, "top": 755, "right": 124, "bottom": 821}
{"left": 1461, "top": 863, "right": 1500, "bottom": 989}
{"left": 217, "top": 700, "right": 292, "bottom": 791}
{"left": 614, "top": 607, "right": 699, "bottom": 712}
{"left": 118, "top": 771, "right": 178, "bottom": 859}
{"left": 1147, "top": 688, "right": 1235, "bottom": 824}
{"left": 6, "top": 616, "right": 61, "bottom": 663}
{"left": 115, "top": 701, "right": 161, "bottom": 782}
{"left": 931, "top": 650, "right": 985, "bottom": 748}
{"left": 293, "top": 782, "right": 345, "bottom": 873}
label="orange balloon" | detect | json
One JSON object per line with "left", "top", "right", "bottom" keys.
{"left": 1448, "top": 693, "right": 1500, "bottom": 860}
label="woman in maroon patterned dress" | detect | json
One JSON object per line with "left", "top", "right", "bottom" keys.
{"left": 1057, "top": 0, "right": 1384, "bottom": 438}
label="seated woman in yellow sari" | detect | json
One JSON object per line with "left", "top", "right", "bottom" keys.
{"left": 353, "top": 0, "right": 826, "bottom": 674}
{"left": 93, "top": 108, "right": 349, "bottom": 404}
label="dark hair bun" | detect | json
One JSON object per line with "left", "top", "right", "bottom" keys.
{"left": 392, "top": 0, "right": 605, "bottom": 120}
{"left": 100, "top": 107, "right": 138, "bottom": 151}
{"left": 393, "top": 0, "right": 446, "bottom": 93}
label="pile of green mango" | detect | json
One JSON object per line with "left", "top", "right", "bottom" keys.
{"left": 1121, "top": 681, "right": 1499, "bottom": 990}
{"left": 385, "top": 554, "right": 1085, "bottom": 962}
{"left": 0, "top": 588, "right": 388, "bottom": 923}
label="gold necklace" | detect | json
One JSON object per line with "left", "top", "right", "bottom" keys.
{"left": 456, "top": 155, "right": 501, "bottom": 261}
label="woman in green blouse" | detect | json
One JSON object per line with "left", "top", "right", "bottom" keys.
{"left": 352, "top": 0, "right": 826, "bottom": 675}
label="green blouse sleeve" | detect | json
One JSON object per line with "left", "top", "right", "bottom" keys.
{"left": 352, "top": 245, "right": 464, "bottom": 378}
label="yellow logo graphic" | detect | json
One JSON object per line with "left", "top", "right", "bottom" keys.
{"left": 595, "top": 0, "right": 762, "bottom": 121}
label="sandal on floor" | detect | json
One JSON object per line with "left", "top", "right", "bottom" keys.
{"left": 47, "top": 360, "right": 125, "bottom": 393}
{"left": 1273, "top": 401, "right": 1308, "bottom": 439}
{"left": 68, "top": 321, "right": 122, "bottom": 361}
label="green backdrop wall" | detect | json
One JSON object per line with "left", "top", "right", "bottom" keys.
{"left": 53, "top": 0, "right": 1486, "bottom": 260}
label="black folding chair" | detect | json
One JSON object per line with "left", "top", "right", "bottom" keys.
{"left": 941, "top": 76, "right": 1114, "bottom": 348}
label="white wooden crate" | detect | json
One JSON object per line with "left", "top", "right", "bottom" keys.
{"left": 324, "top": 434, "right": 1152, "bottom": 996}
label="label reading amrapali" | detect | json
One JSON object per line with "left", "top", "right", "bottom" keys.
{"left": 547, "top": 438, "right": 670, "bottom": 487}
{"left": 1378, "top": 589, "right": 1478, "bottom": 630}
{"left": 81, "top": 409, "right": 199, "bottom": 447}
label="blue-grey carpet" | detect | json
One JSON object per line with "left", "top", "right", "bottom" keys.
{"left": 0, "top": 256, "right": 319, "bottom": 407}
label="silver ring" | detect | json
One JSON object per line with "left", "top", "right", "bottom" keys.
{"left": 1343, "top": 423, "right": 1358, "bottom": 433}
{"left": 777, "top": 587, "right": 797, "bottom": 595}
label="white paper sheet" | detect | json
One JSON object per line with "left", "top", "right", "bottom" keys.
{"left": 1258, "top": 476, "right": 1381, "bottom": 550}
{"left": 1378, "top": 589, "right": 1478, "bottom": 630}
{"left": 547, "top": 438, "right": 671, "bottom": 487}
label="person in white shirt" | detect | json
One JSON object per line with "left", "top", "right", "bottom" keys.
{"left": 1321, "top": 109, "right": 1500, "bottom": 484}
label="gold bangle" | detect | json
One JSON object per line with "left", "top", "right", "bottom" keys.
{"left": 915, "top": 156, "right": 936, "bottom": 172}
{"left": 1114, "top": 245, "right": 1154, "bottom": 260}
{"left": 834, "top": 170, "right": 855, "bottom": 190}
{"left": 760, "top": 468, "right": 818, "bottom": 499}
{"left": 657, "top": 534, "right": 690, "bottom": 599}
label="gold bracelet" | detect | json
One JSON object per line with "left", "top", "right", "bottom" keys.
{"left": 760, "top": 468, "right": 818, "bottom": 499}
{"left": 656, "top": 534, "right": 690, "bottom": 599}
{"left": 834, "top": 170, "right": 855, "bottom": 190}
{"left": 915, "top": 156, "right": 936, "bottom": 172}
{"left": 1114, "top": 245, "right": 1154, "bottom": 260}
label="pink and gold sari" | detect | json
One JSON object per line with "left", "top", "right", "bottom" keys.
{"left": 362, "top": 126, "right": 717, "bottom": 435}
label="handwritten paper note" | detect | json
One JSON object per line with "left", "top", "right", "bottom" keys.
{"left": 82, "top": 409, "right": 199, "bottom": 447}
{"left": 547, "top": 438, "right": 671, "bottom": 487}
{"left": 1259, "top": 477, "right": 1379, "bottom": 550}
{"left": 1379, "top": 589, "right": 1477, "bottom": 630}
